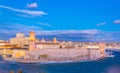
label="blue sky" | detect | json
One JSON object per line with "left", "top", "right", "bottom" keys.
{"left": 0, "top": 0, "right": 120, "bottom": 39}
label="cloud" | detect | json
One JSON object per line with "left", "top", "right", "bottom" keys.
{"left": 0, "top": 23, "right": 100, "bottom": 36}
{"left": 35, "top": 29, "right": 100, "bottom": 35}
{"left": 114, "top": 20, "right": 120, "bottom": 24}
{"left": 0, "top": 5, "right": 47, "bottom": 17}
{"left": 96, "top": 22, "right": 106, "bottom": 26}
{"left": 26, "top": 2, "right": 38, "bottom": 8}
{"left": 0, "top": 23, "right": 42, "bottom": 34}
{"left": 78, "top": 29, "right": 99, "bottom": 34}
{"left": 0, "top": 29, "right": 10, "bottom": 34}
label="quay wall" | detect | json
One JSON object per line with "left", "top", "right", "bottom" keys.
{"left": 39, "top": 49, "right": 89, "bottom": 58}
{"left": 9, "top": 49, "right": 102, "bottom": 62}
{"left": 27, "top": 49, "right": 101, "bottom": 60}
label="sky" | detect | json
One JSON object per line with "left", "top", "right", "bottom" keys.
{"left": 0, "top": 0, "right": 120, "bottom": 40}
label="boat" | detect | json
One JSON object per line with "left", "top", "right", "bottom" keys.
{"left": 105, "top": 49, "right": 120, "bottom": 57}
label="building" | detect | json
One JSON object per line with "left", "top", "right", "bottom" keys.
{"left": 10, "top": 33, "right": 29, "bottom": 48}
{"left": 12, "top": 50, "right": 26, "bottom": 58}
{"left": 41, "top": 38, "right": 46, "bottom": 43}
{"left": 86, "top": 45, "right": 101, "bottom": 59}
{"left": 16, "top": 33, "right": 25, "bottom": 38}
{"left": 0, "top": 42, "right": 17, "bottom": 49}
{"left": 0, "top": 41, "right": 17, "bottom": 58}
{"left": 36, "top": 43, "right": 60, "bottom": 49}
{"left": 53, "top": 37, "right": 57, "bottom": 43}
{"left": 86, "top": 43, "right": 106, "bottom": 59}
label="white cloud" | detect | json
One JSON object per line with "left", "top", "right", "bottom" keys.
{"left": 96, "top": 22, "right": 106, "bottom": 26}
{"left": 114, "top": 20, "right": 120, "bottom": 24}
{"left": 78, "top": 29, "right": 99, "bottom": 34}
{"left": 0, "top": 23, "right": 100, "bottom": 36}
{"left": 0, "top": 29, "right": 10, "bottom": 34}
{"left": 36, "top": 29, "right": 100, "bottom": 35}
{"left": 26, "top": 2, "right": 38, "bottom": 8}
{"left": 0, "top": 23, "right": 42, "bottom": 34}
{"left": 0, "top": 5, "right": 47, "bottom": 17}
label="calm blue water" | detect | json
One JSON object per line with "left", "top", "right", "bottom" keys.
{"left": 0, "top": 57, "right": 120, "bottom": 73}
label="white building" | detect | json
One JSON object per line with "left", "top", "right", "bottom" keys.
{"left": 10, "top": 33, "right": 29, "bottom": 48}
{"left": 36, "top": 43, "right": 60, "bottom": 49}
{"left": 86, "top": 45, "right": 101, "bottom": 59}
{"left": 16, "top": 33, "right": 25, "bottom": 38}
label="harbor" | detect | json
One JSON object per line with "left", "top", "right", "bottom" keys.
{"left": 0, "top": 0, "right": 120, "bottom": 73}
{"left": 0, "top": 31, "right": 120, "bottom": 63}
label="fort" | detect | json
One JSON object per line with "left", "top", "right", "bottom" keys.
{"left": 0, "top": 31, "right": 119, "bottom": 63}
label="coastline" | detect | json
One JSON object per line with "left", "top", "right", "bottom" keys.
{"left": 5, "top": 58, "right": 104, "bottom": 64}
{"left": 17, "top": 60, "right": 90, "bottom": 64}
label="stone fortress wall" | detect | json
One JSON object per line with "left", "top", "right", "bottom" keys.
{"left": 11, "top": 48, "right": 101, "bottom": 63}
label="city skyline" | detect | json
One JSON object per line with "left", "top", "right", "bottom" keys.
{"left": 0, "top": 0, "right": 120, "bottom": 73}
{"left": 0, "top": 0, "right": 120, "bottom": 40}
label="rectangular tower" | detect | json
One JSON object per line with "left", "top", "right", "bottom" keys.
{"left": 29, "top": 31, "right": 36, "bottom": 50}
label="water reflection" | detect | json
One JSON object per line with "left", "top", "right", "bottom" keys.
{"left": 9, "top": 70, "right": 47, "bottom": 73}
{"left": 104, "top": 65, "right": 120, "bottom": 73}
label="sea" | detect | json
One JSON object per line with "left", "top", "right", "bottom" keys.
{"left": 0, "top": 57, "right": 120, "bottom": 73}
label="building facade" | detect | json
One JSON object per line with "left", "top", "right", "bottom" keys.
{"left": 36, "top": 43, "right": 60, "bottom": 49}
{"left": 10, "top": 33, "right": 29, "bottom": 48}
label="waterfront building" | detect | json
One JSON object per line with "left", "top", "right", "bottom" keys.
{"left": 0, "top": 42, "right": 17, "bottom": 49}
{"left": 10, "top": 33, "right": 29, "bottom": 48}
{"left": 0, "top": 41, "right": 10, "bottom": 46}
{"left": 59, "top": 42, "right": 74, "bottom": 49}
{"left": 36, "top": 42, "right": 60, "bottom": 49}
{"left": 86, "top": 45, "right": 101, "bottom": 59}
{"left": 86, "top": 45, "right": 99, "bottom": 49}
{"left": 16, "top": 33, "right": 25, "bottom": 38}
{"left": 86, "top": 43, "right": 106, "bottom": 59}
{"left": 12, "top": 50, "right": 26, "bottom": 58}
{"left": 0, "top": 41, "right": 16, "bottom": 58}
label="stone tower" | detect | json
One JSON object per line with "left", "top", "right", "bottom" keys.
{"left": 29, "top": 31, "right": 36, "bottom": 50}
{"left": 53, "top": 37, "right": 57, "bottom": 43}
